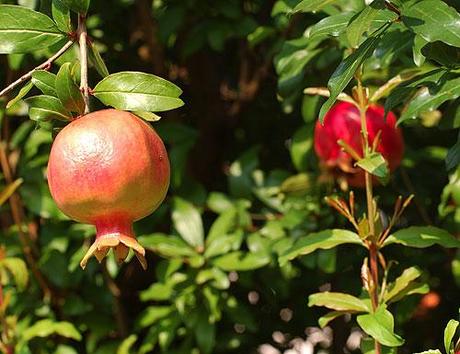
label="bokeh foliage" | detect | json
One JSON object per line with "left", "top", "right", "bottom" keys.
{"left": 0, "top": 0, "right": 459, "bottom": 353}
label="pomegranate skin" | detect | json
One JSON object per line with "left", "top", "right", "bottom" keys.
{"left": 47, "top": 109, "right": 170, "bottom": 269}
{"left": 314, "top": 102, "right": 404, "bottom": 187}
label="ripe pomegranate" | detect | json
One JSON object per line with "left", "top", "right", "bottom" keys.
{"left": 314, "top": 101, "right": 404, "bottom": 187}
{"left": 47, "top": 109, "right": 170, "bottom": 269}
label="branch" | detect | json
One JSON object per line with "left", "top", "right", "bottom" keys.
{"left": 303, "top": 87, "right": 356, "bottom": 104}
{"left": 78, "top": 15, "right": 90, "bottom": 114}
{"left": 0, "top": 40, "right": 74, "bottom": 98}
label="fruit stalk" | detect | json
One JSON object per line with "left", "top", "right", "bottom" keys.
{"left": 78, "top": 14, "right": 90, "bottom": 114}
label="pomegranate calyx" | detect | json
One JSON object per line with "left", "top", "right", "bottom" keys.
{"left": 80, "top": 233, "right": 147, "bottom": 270}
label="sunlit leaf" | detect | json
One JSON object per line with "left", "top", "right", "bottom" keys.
{"left": 0, "top": 5, "right": 65, "bottom": 54}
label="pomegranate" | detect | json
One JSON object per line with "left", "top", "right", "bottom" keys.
{"left": 47, "top": 109, "right": 170, "bottom": 269}
{"left": 314, "top": 101, "right": 404, "bottom": 187}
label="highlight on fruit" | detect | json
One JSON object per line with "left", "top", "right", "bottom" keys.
{"left": 47, "top": 109, "right": 170, "bottom": 269}
{"left": 314, "top": 101, "right": 404, "bottom": 187}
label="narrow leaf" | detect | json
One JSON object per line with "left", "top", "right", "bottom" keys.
{"left": 52, "top": 0, "right": 72, "bottom": 33}
{"left": 93, "top": 71, "right": 184, "bottom": 113}
{"left": 117, "top": 335, "right": 138, "bottom": 354}
{"left": 133, "top": 111, "right": 161, "bottom": 122}
{"left": 1, "top": 257, "right": 28, "bottom": 290}
{"left": 402, "top": 0, "right": 460, "bottom": 48}
{"left": 444, "top": 319, "right": 459, "bottom": 354}
{"left": 25, "top": 95, "right": 72, "bottom": 121}
{"left": 279, "top": 229, "right": 364, "bottom": 266}
{"left": 346, "top": 1, "right": 396, "bottom": 48}
{"left": 138, "top": 233, "right": 196, "bottom": 258}
{"left": 308, "top": 292, "right": 370, "bottom": 312}
{"left": 88, "top": 41, "right": 109, "bottom": 77}
{"left": 356, "top": 152, "right": 389, "bottom": 179}
{"left": 31, "top": 70, "right": 57, "bottom": 96}
{"left": 293, "top": 0, "right": 337, "bottom": 13}
{"left": 58, "top": 0, "right": 90, "bottom": 14}
{"left": 305, "top": 12, "right": 355, "bottom": 41}
{"left": 318, "top": 311, "right": 348, "bottom": 328}
{"left": 383, "top": 226, "right": 460, "bottom": 248}
{"left": 22, "top": 319, "right": 82, "bottom": 341}
{"left": 172, "top": 197, "right": 204, "bottom": 249}
{"left": 384, "top": 267, "right": 423, "bottom": 302}
{"left": 0, "top": 179, "right": 23, "bottom": 206}
{"left": 357, "top": 306, "right": 404, "bottom": 347}
{"left": 213, "top": 251, "right": 270, "bottom": 271}
{"left": 399, "top": 77, "right": 460, "bottom": 123}
{"left": 6, "top": 82, "right": 33, "bottom": 109}
{"left": 56, "top": 62, "right": 85, "bottom": 114}
{"left": 319, "top": 25, "right": 388, "bottom": 122}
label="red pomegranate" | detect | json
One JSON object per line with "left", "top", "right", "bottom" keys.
{"left": 47, "top": 109, "right": 170, "bottom": 269}
{"left": 314, "top": 102, "right": 404, "bottom": 187}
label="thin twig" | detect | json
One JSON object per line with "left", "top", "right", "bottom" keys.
{"left": 0, "top": 40, "right": 74, "bottom": 98}
{"left": 303, "top": 87, "right": 356, "bottom": 105}
{"left": 78, "top": 15, "right": 90, "bottom": 114}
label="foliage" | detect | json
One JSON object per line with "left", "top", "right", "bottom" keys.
{"left": 0, "top": 0, "right": 459, "bottom": 353}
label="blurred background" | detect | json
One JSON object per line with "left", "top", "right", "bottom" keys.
{"left": 0, "top": 0, "right": 459, "bottom": 353}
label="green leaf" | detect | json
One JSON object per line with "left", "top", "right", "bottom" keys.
{"left": 356, "top": 152, "right": 389, "bottom": 179}
{"left": 290, "top": 126, "right": 314, "bottom": 172}
{"left": 308, "top": 292, "right": 370, "bottom": 312}
{"left": 56, "top": 62, "right": 85, "bottom": 114}
{"left": 384, "top": 68, "right": 447, "bottom": 115}
{"left": 213, "top": 251, "right": 270, "bottom": 271}
{"left": 195, "top": 310, "right": 216, "bottom": 354}
{"left": 0, "top": 179, "right": 23, "bottom": 206}
{"left": 58, "top": 0, "right": 90, "bottom": 14}
{"left": 88, "top": 41, "right": 109, "bottom": 77}
{"left": 207, "top": 192, "right": 234, "bottom": 213}
{"left": 133, "top": 111, "right": 161, "bottom": 122}
{"left": 136, "top": 306, "right": 173, "bottom": 329}
{"left": 361, "top": 338, "right": 397, "bottom": 354}
{"left": 446, "top": 136, "right": 460, "bottom": 171}
{"left": 346, "top": 1, "right": 397, "bottom": 48}
{"left": 413, "top": 351, "right": 442, "bottom": 354}
{"left": 383, "top": 226, "right": 460, "bottom": 248}
{"left": 138, "top": 233, "right": 196, "bottom": 258}
{"left": 444, "top": 319, "right": 459, "bottom": 354}
{"left": 206, "top": 208, "right": 237, "bottom": 245}
{"left": 293, "top": 0, "right": 337, "bottom": 13}
{"left": 0, "top": 5, "right": 65, "bottom": 54}
{"left": 6, "top": 81, "right": 34, "bottom": 109}
{"left": 117, "top": 335, "right": 137, "bottom": 354}
{"left": 305, "top": 12, "right": 355, "bottom": 41}
{"left": 52, "top": 0, "right": 72, "bottom": 33}
{"left": 279, "top": 229, "right": 364, "bottom": 266}
{"left": 274, "top": 37, "right": 322, "bottom": 98}
{"left": 172, "top": 197, "right": 204, "bottom": 249}
{"left": 22, "top": 319, "right": 82, "bottom": 341}
{"left": 318, "top": 24, "right": 388, "bottom": 122}
{"left": 205, "top": 231, "right": 243, "bottom": 259}
{"left": 318, "top": 311, "right": 348, "bottom": 328}
{"left": 412, "top": 34, "right": 428, "bottom": 67}
{"left": 399, "top": 77, "right": 460, "bottom": 123}
{"left": 25, "top": 95, "right": 72, "bottom": 122}
{"left": 31, "top": 70, "right": 58, "bottom": 96}
{"left": 1, "top": 257, "right": 28, "bottom": 290}
{"left": 93, "top": 71, "right": 184, "bottom": 113}
{"left": 357, "top": 306, "right": 405, "bottom": 347}
{"left": 402, "top": 0, "right": 460, "bottom": 48}
{"left": 384, "top": 267, "right": 423, "bottom": 303}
